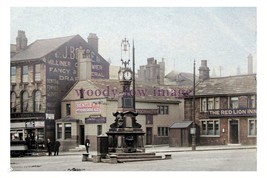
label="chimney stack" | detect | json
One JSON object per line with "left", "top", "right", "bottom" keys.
{"left": 77, "top": 48, "right": 92, "bottom": 81}
{"left": 16, "top": 30, "right": 28, "bottom": 51}
{"left": 199, "top": 60, "right": 210, "bottom": 81}
{"left": 248, "top": 54, "right": 253, "bottom": 74}
{"left": 87, "top": 33, "right": 98, "bottom": 53}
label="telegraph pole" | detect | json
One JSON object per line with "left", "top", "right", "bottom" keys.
{"left": 192, "top": 60, "right": 196, "bottom": 151}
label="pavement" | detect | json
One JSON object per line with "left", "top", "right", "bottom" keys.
{"left": 58, "top": 144, "right": 257, "bottom": 156}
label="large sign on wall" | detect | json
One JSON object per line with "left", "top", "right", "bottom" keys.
{"left": 75, "top": 100, "right": 102, "bottom": 113}
{"left": 208, "top": 108, "right": 256, "bottom": 117}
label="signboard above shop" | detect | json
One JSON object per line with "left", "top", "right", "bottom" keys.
{"left": 85, "top": 116, "right": 106, "bottom": 124}
{"left": 208, "top": 108, "right": 256, "bottom": 117}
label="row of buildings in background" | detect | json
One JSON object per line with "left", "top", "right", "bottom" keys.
{"left": 10, "top": 31, "right": 256, "bottom": 152}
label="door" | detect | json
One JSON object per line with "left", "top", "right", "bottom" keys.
{"left": 229, "top": 120, "right": 239, "bottom": 144}
{"left": 80, "top": 125, "right": 84, "bottom": 145}
{"left": 146, "top": 127, "right": 152, "bottom": 145}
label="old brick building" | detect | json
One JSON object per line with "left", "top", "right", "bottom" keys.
{"left": 10, "top": 31, "right": 109, "bottom": 149}
{"left": 184, "top": 60, "right": 257, "bottom": 146}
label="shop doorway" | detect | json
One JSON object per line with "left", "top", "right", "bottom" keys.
{"left": 80, "top": 125, "right": 84, "bottom": 145}
{"left": 146, "top": 127, "right": 152, "bottom": 145}
{"left": 229, "top": 120, "right": 239, "bottom": 144}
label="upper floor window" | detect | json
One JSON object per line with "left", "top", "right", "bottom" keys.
{"left": 11, "top": 66, "right": 16, "bottom": 83}
{"left": 33, "top": 90, "right": 42, "bottom": 112}
{"left": 10, "top": 92, "right": 16, "bottom": 112}
{"left": 21, "top": 91, "right": 29, "bottom": 112}
{"left": 66, "top": 103, "right": 71, "bottom": 115}
{"left": 157, "top": 105, "right": 169, "bottom": 115}
{"left": 214, "top": 97, "right": 220, "bottom": 109}
{"left": 230, "top": 97, "right": 239, "bottom": 109}
{"left": 248, "top": 95, "right": 256, "bottom": 108}
{"left": 34, "top": 64, "right": 41, "bottom": 82}
{"left": 208, "top": 98, "right": 214, "bottom": 110}
{"left": 22, "top": 65, "right": 28, "bottom": 83}
{"left": 201, "top": 98, "right": 207, "bottom": 111}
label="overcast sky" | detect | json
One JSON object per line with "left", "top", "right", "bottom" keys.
{"left": 10, "top": 7, "right": 256, "bottom": 76}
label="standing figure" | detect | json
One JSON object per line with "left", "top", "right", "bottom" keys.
{"left": 47, "top": 138, "right": 52, "bottom": 156}
{"left": 85, "top": 137, "right": 90, "bottom": 153}
{"left": 54, "top": 140, "right": 61, "bottom": 156}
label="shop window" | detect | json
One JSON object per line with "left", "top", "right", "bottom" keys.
{"left": 64, "top": 123, "right": 71, "bottom": 139}
{"left": 10, "top": 92, "right": 16, "bottom": 112}
{"left": 57, "top": 123, "right": 62, "bottom": 139}
{"left": 201, "top": 120, "right": 220, "bottom": 136}
{"left": 11, "top": 66, "right": 16, "bottom": 83}
{"left": 248, "top": 119, "right": 257, "bottom": 136}
{"left": 157, "top": 105, "right": 169, "bottom": 115}
{"left": 34, "top": 64, "right": 41, "bottom": 82}
{"left": 22, "top": 65, "right": 28, "bottom": 83}
{"left": 33, "top": 90, "right": 42, "bottom": 112}
{"left": 157, "top": 127, "right": 169, "bottom": 137}
{"left": 21, "top": 91, "right": 28, "bottom": 112}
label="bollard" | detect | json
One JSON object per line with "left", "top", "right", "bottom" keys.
{"left": 165, "top": 154, "right": 172, "bottom": 159}
{"left": 109, "top": 154, "right": 118, "bottom": 164}
{"left": 82, "top": 153, "right": 89, "bottom": 161}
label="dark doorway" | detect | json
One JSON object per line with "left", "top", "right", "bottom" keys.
{"left": 229, "top": 120, "right": 239, "bottom": 144}
{"left": 80, "top": 125, "right": 84, "bottom": 145}
{"left": 146, "top": 127, "right": 152, "bottom": 145}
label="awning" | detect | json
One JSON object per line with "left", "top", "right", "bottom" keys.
{"left": 169, "top": 121, "right": 193, "bottom": 129}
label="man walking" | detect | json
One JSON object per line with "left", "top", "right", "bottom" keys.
{"left": 85, "top": 137, "right": 90, "bottom": 153}
{"left": 54, "top": 140, "right": 61, "bottom": 156}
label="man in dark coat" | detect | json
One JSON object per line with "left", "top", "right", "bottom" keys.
{"left": 54, "top": 140, "right": 61, "bottom": 156}
{"left": 85, "top": 137, "right": 90, "bottom": 153}
{"left": 47, "top": 138, "right": 52, "bottom": 156}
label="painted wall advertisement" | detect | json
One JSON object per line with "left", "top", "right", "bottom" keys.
{"left": 75, "top": 100, "right": 102, "bottom": 113}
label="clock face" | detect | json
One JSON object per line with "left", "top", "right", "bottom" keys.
{"left": 124, "top": 71, "right": 132, "bottom": 80}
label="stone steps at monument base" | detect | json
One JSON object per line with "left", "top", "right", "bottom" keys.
{"left": 109, "top": 152, "right": 156, "bottom": 156}
{"left": 116, "top": 155, "right": 162, "bottom": 159}
{"left": 117, "top": 157, "right": 164, "bottom": 163}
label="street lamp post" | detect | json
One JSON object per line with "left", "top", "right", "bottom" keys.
{"left": 192, "top": 60, "right": 196, "bottom": 151}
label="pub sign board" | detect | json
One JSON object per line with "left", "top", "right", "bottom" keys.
{"left": 208, "top": 108, "right": 257, "bottom": 117}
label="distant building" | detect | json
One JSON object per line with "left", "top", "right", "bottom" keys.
{"left": 137, "top": 57, "right": 165, "bottom": 85}
{"left": 164, "top": 70, "right": 198, "bottom": 87}
{"left": 184, "top": 60, "right": 257, "bottom": 146}
{"left": 10, "top": 31, "right": 109, "bottom": 149}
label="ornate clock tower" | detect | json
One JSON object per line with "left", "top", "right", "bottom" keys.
{"left": 107, "top": 38, "right": 145, "bottom": 153}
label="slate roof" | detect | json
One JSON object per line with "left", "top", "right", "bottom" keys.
{"left": 11, "top": 35, "right": 77, "bottom": 61}
{"left": 169, "top": 120, "right": 193, "bottom": 128}
{"left": 195, "top": 74, "right": 257, "bottom": 96}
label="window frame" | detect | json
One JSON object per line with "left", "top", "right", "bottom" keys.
{"left": 248, "top": 119, "right": 257, "bottom": 137}
{"left": 11, "top": 66, "right": 16, "bottom": 83}
{"left": 22, "top": 65, "right": 29, "bottom": 83}
{"left": 34, "top": 64, "right": 41, "bottom": 82}
{"left": 57, "top": 123, "right": 63, "bottom": 139}
{"left": 33, "top": 90, "right": 42, "bottom": 112}
{"left": 157, "top": 105, "right": 169, "bottom": 115}
{"left": 21, "top": 91, "right": 29, "bottom": 112}
{"left": 157, "top": 127, "right": 169, "bottom": 137}
{"left": 200, "top": 119, "right": 220, "bottom": 137}
{"left": 64, "top": 123, "right": 72, "bottom": 139}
